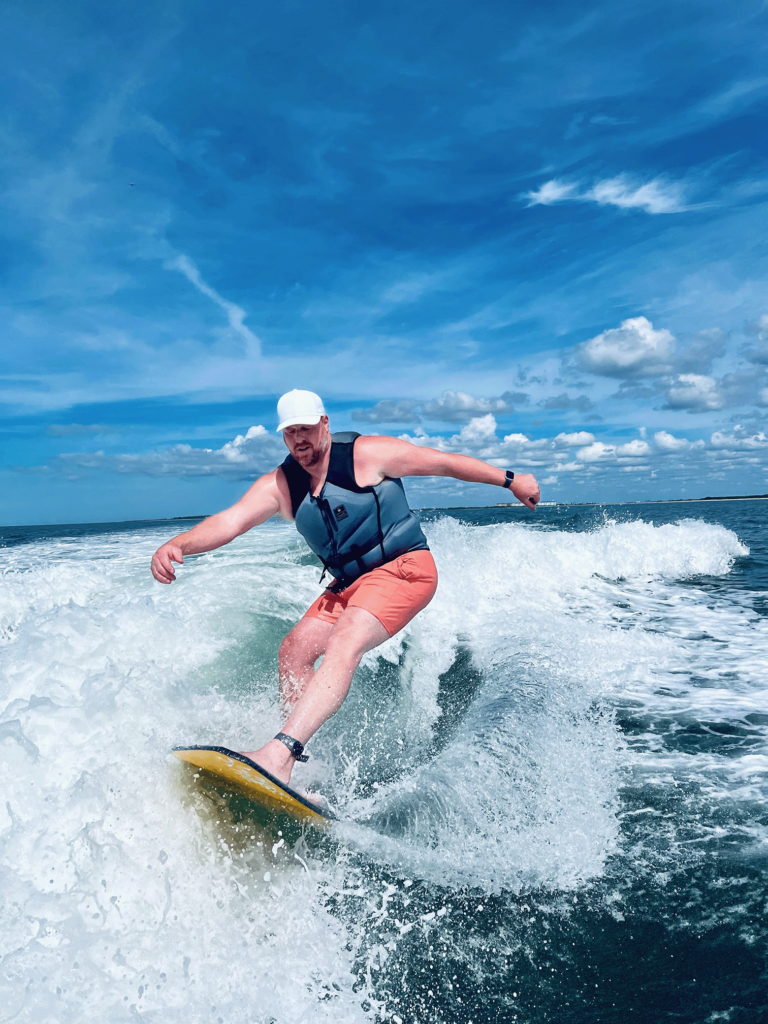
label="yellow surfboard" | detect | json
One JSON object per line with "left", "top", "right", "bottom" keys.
{"left": 172, "top": 745, "right": 336, "bottom": 826}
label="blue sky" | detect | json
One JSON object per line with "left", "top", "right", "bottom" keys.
{"left": 2, "top": 0, "right": 768, "bottom": 524}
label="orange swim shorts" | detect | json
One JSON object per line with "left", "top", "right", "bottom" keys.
{"left": 303, "top": 549, "right": 438, "bottom": 637}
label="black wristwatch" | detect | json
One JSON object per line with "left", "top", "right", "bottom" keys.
{"left": 502, "top": 470, "right": 515, "bottom": 489}
{"left": 274, "top": 732, "right": 309, "bottom": 762}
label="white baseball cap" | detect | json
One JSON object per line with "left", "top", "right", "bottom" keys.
{"left": 276, "top": 389, "right": 326, "bottom": 432}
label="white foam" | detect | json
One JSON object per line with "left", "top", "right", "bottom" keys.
{"left": 0, "top": 514, "right": 760, "bottom": 1018}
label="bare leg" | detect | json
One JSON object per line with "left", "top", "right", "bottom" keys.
{"left": 242, "top": 606, "right": 389, "bottom": 785}
{"left": 277, "top": 615, "right": 334, "bottom": 711}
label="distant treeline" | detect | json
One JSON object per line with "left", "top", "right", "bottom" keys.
{"left": 702, "top": 494, "right": 768, "bottom": 501}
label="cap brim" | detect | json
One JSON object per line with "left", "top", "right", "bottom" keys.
{"left": 276, "top": 414, "right": 322, "bottom": 432}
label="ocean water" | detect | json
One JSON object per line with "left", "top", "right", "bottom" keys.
{"left": 0, "top": 500, "right": 766, "bottom": 1023}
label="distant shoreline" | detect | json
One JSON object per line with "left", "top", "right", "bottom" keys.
{"left": 492, "top": 494, "right": 768, "bottom": 508}
{"left": 3, "top": 496, "right": 768, "bottom": 532}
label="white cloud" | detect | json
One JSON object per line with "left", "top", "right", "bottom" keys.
{"left": 352, "top": 390, "right": 529, "bottom": 425}
{"left": 616, "top": 439, "right": 652, "bottom": 457}
{"left": 664, "top": 374, "right": 723, "bottom": 411}
{"left": 36, "top": 419, "right": 768, "bottom": 503}
{"left": 423, "top": 390, "right": 527, "bottom": 422}
{"left": 56, "top": 424, "right": 284, "bottom": 480}
{"left": 654, "top": 430, "right": 690, "bottom": 450}
{"left": 352, "top": 400, "right": 421, "bottom": 423}
{"left": 574, "top": 440, "right": 652, "bottom": 462}
{"left": 523, "top": 179, "right": 578, "bottom": 206}
{"left": 584, "top": 176, "right": 687, "bottom": 214}
{"left": 457, "top": 413, "right": 500, "bottom": 443}
{"left": 577, "top": 316, "right": 675, "bottom": 378}
{"left": 576, "top": 441, "right": 616, "bottom": 462}
{"left": 165, "top": 255, "right": 262, "bottom": 357}
{"left": 555, "top": 431, "right": 595, "bottom": 446}
{"left": 710, "top": 429, "right": 768, "bottom": 450}
{"left": 523, "top": 175, "right": 688, "bottom": 214}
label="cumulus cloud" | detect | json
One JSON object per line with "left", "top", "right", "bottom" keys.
{"left": 555, "top": 431, "right": 595, "bottom": 446}
{"left": 576, "top": 441, "right": 616, "bottom": 463}
{"left": 32, "top": 417, "right": 768, "bottom": 503}
{"left": 577, "top": 317, "right": 675, "bottom": 378}
{"left": 352, "top": 400, "right": 421, "bottom": 423}
{"left": 422, "top": 390, "right": 528, "bottom": 422}
{"left": 538, "top": 392, "right": 594, "bottom": 411}
{"left": 351, "top": 390, "right": 529, "bottom": 425}
{"left": 710, "top": 428, "right": 768, "bottom": 450}
{"left": 654, "top": 431, "right": 703, "bottom": 451}
{"left": 616, "top": 439, "right": 652, "bottom": 457}
{"left": 55, "top": 425, "right": 285, "bottom": 481}
{"left": 524, "top": 175, "right": 688, "bottom": 214}
{"left": 659, "top": 366, "right": 768, "bottom": 413}
{"left": 663, "top": 374, "right": 723, "bottom": 411}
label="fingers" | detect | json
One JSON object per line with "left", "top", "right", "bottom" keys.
{"left": 150, "top": 545, "right": 181, "bottom": 584}
{"left": 151, "top": 558, "right": 175, "bottom": 584}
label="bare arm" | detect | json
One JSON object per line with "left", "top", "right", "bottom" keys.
{"left": 354, "top": 435, "right": 540, "bottom": 509}
{"left": 150, "top": 469, "right": 291, "bottom": 584}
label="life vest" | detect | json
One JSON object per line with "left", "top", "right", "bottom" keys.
{"left": 280, "top": 432, "right": 429, "bottom": 589}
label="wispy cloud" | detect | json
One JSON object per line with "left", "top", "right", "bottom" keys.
{"left": 524, "top": 175, "right": 689, "bottom": 214}
{"left": 523, "top": 180, "right": 579, "bottom": 206}
{"left": 165, "top": 255, "right": 262, "bottom": 357}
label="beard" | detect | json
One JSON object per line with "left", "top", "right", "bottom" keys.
{"left": 293, "top": 435, "right": 328, "bottom": 468}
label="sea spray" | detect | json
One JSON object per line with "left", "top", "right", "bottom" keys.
{"left": 1, "top": 509, "right": 764, "bottom": 1022}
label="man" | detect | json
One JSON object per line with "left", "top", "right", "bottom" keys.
{"left": 151, "top": 389, "right": 540, "bottom": 787}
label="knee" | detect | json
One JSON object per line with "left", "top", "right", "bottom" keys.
{"left": 279, "top": 628, "right": 316, "bottom": 673}
{"left": 324, "top": 623, "right": 372, "bottom": 665}
{"left": 279, "top": 630, "right": 300, "bottom": 664}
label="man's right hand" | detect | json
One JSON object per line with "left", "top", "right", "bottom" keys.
{"left": 510, "top": 473, "right": 540, "bottom": 510}
{"left": 151, "top": 542, "right": 185, "bottom": 584}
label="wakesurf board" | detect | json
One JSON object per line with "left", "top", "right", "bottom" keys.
{"left": 172, "top": 745, "right": 336, "bottom": 826}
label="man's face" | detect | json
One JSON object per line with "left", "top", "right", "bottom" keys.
{"left": 282, "top": 416, "right": 330, "bottom": 468}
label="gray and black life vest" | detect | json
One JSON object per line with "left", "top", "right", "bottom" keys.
{"left": 280, "top": 432, "right": 429, "bottom": 590}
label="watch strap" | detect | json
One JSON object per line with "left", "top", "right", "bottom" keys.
{"left": 274, "top": 732, "right": 309, "bottom": 762}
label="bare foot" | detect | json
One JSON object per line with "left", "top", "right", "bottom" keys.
{"left": 240, "top": 739, "right": 296, "bottom": 786}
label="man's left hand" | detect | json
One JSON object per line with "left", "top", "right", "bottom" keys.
{"left": 510, "top": 473, "right": 540, "bottom": 509}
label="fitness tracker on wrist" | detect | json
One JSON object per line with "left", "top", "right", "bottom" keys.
{"left": 502, "top": 470, "right": 515, "bottom": 489}
{"left": 274, "top": 732, "right": 309, "bottom": 762}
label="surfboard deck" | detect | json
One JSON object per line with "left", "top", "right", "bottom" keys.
{"left": 172, "top": 745, "right": 336, "bottom": 825}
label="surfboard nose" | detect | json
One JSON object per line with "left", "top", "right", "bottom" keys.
{"left": 172, "top": 745, "right": 336, "bottom": 824}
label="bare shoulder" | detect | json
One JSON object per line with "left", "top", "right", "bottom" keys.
{"left": 238, "top": 467, "right": 291, "bottom": 521}
{"left": 354, "top": 434, "right": 442, "bottom": 484}
{"left": 355, "top": 434, "right": 410, "bottom": 456}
